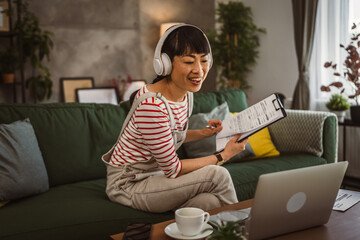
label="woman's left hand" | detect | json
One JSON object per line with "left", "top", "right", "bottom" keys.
{"left": 202, "top": 119, "right": 223, "bottom": 137}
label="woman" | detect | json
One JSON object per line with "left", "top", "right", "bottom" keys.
{"left": 102, "top": 24, "right": 248, "bottom": 213}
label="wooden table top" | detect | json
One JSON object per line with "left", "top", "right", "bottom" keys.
{"left": 111, "top": 199, "right": 360, "bottom": 240}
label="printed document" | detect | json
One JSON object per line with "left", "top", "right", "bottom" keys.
{"left": 216, "top": 94, "right": 286, "bottom": 152}
{"left": 333, "top": 189, "right": 360, "bottom": 211}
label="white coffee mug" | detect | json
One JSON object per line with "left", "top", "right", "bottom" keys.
{"left": 175, "top": 207, "right": 210, "bottom": 236}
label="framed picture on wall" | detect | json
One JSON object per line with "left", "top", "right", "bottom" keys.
{"left": 0, "top": 1, "right": 10, "bottom": 32}
{"left": 76, "top": 87, "right": 119, "bottom": 105}
{"left": 60, "top": 77, "right": 94, "bottom": 102}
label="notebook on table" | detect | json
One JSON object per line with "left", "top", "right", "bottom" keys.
{"left": 247, "top": 161, "right": 348, "bottom": 240}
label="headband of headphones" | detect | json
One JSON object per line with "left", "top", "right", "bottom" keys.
{"left": 153, "top": 24, "right": 213, "bottom": 76}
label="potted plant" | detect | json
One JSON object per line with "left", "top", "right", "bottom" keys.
{"left": 25, "top": 64, "right": 52, "bottom": 102}
{"left": 207, "top": 1, "right": 266, "bottom": 90}
{"left": 8, "top": 0, "right": 54, "bottom": 102}
{"left": 0, "top": 47, "right": 19, "bottom": 84}
{"left": 321, "top": 22, "right": 360, "bottom": 123}
{"left": 325, "top": 94, "right": 350, "bottom": 122}
{"left": 205, "top": 220, "right": 247, "bottom": 240}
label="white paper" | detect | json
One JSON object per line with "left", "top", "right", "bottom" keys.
{"left": 216, "top": 94, "right": 285, "bottom": 152}
{"left": 333, "top": 189, "right": 360, "bottom": 211}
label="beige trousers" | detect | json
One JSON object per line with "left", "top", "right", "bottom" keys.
{"left": 105, "top": 163, "right": 238, "bottom": 213}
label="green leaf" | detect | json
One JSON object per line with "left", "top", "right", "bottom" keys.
{"left": 208, "top": 1, "right": 265, "bottom": 90}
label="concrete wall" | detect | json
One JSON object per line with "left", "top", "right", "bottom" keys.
{"left": 1, "top": 0, "right": 297, "bottom": 105}
{"left": 0, "top": 0, "right": 215, "bottom": 103}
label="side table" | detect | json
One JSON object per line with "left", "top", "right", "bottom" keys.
{"left": 338, "top": 119, "right": 360, "bottom": 189}
{"left": 338, "top": 119, "right": 360, "bottom": 161}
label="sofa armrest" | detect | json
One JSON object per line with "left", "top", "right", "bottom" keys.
{"left": 268, "top": 110, "right": 338, "bottom": 163}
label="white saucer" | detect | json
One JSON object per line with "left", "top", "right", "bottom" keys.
{"left": 164, "top": 222, "right": 213, "bottom": 240}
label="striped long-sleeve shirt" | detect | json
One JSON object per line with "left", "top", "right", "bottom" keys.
{"left": 109, "top": 86, "right": 188, "bottom": 178}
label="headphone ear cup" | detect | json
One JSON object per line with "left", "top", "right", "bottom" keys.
{"left": 161, "top": 53, "right": 172, "bottom": 76}
{"left": 153, "top": 58, "right": 163, "bottom": 76}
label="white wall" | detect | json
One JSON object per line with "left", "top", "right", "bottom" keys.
{"left": 235, "top": 0, "right": 298, "bottom": 106}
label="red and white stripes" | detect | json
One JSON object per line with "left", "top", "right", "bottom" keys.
{"left": 110, "top": 86, "right": 188, "bottom": 178}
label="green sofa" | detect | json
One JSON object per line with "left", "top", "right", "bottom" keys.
{"left": 0, "top": 88, "right": 337, "bottom": 240}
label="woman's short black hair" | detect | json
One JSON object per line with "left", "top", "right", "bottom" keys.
{"left": 150, "top": 25, "right": 211, "bottom": 85}
{"left": 162, "top": 25, "right": 211, "bottom": 62}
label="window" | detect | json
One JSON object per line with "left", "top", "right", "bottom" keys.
{"left": 349, "top": 0, "right": 360, "bottom": 29}
{"left": 309, "top": 0, "right": 360, "bottom": 110}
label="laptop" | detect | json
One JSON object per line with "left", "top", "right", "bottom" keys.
{"left": 247, "top": 161, "right": 348, "bottom": 240}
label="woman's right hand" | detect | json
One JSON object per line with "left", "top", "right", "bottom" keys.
{"left": 222, "top": 134, "right": 248, "bottom": 162}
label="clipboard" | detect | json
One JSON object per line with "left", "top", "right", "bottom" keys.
{"left": 216, "top": 93, "right": 287, "bottom": 152}
{"left": 236, "top": 93, "right": 287, "bottom": 142}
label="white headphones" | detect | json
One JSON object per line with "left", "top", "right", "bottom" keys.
{"left": 153, "top": 24, "right": 213, "bottom": 76}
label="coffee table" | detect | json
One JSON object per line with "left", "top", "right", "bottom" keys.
{"left": 111, "top": 198, "right": 360, "bottom": 240}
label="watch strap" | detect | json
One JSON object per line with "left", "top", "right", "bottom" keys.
{"left": 215, "top": 153, "right": 224, "bottom": 165}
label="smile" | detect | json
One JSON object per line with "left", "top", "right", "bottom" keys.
{"left": 189, "top": 78, "right": 202, "bottom": 84}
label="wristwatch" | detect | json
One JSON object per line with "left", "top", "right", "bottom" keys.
{"left": 215, "top": 153, "right": 225, "bottom": 166}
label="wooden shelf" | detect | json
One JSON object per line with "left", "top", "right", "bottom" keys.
{"left": 0, "top": 0, "right": 25, "bottom": 103}
{"left": 0, "top": 31, "right": 19, "bottom": 37}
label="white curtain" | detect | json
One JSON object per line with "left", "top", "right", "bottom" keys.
{"left": 309, "top": 0, "right": 349, "bottom": 111}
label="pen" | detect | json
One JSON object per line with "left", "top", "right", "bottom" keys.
{"left": 205, "top": 125, "right": 216, "bottom": 129}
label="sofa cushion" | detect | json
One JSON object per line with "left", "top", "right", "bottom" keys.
{"left": 177, "top": 88, "right": 248, "bottom": 159}
{"left": 183, "top": 102, "right": 230, "bottom": 157}
{"left": 245, "top": 127, "right": 280, "bottom": 159}
{"left": 223, "top": 153, "right": 327, "bottom": 201}
{"left": 183, "top": 102, "right": 254, "bottom": 161}
{"left": 228, "top": 112, "right": 279, "bottom": 161}
{"left": 192, "top": 88, "right": 248, "bottom": 115}
{"left": 0, "top": 179, "right": 173, "bottom": 240}
{"left": 0, "top": 103, "right": 127, "bottom": 186}
{"left": 0, "top": 119, "right": 49, "bottom": 201}
{"left": 215, "top": 88, "right": 248, "bottom": 112}
{"left": 269, "top": 110, "right": 335, "bottom": 157}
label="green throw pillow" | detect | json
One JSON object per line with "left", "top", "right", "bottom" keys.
{"left": 0, "top": 118, "right": 49, "bottom": 201}
{"left": 183, "top": 102, "right": 254, "bottom": 162}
